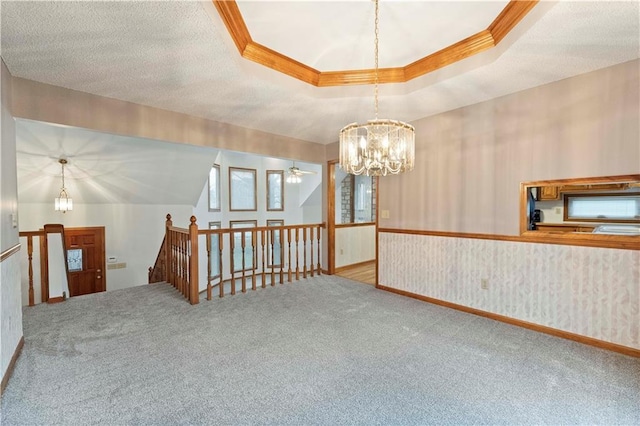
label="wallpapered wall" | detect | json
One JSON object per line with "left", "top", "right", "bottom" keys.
{"left": 379, "top": 233, "right": 640, "bottom": 349}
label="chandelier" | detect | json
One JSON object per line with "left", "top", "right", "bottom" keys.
{"left": 339, "top": 0, "right": 415, "bottom": 177}
{"left": 54, "top": 158, "right": 73, "bottom": 213}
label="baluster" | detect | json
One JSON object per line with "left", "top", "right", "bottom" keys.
{"left": 207, "top": 233, "right": 212, "bottom": 301}
{"left": 251, "top": 230, "right": 257, "bottom": 291}
{"left": 279, "top": 228, "right": 284, "bottom": 285}
{"left": 241, "top": 230, "right": 247, "bottom": 293}
{"left": 270, "top": 228, "right": 276, "bottom": 286}
{"left": 261, "top": 230, "right": 266, "bottom": 288}
{"left": 310, "top": 227, "right": 315, "bottom": 277}
{"left": 219, "top": 231, "right": 225, "bottom": 298}
{"left": 303, "top": 227, "right": 308, "bottom": 279}
{"left": 27, "top": 236, "right": 34, "bottom": 306}
{"left": 295, "top": 228, "right": 300, "bottom": 280}
{"left": 182, "top": 234, "right": 187, "bottom": 297}
{"left": 287, "top": 229, "right": 292, "bottom": 282}
{"left": 180, "top": 234, "right": 185, "bottom": 297}
{"left": 316, "top": 225, "right": 322, "bottom": 275}
{"left": 230, "top": 230, "right": 236, "bottom": 295}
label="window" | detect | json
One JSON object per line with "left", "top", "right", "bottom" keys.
{"left": 266, "top": 220, "right": 284, "bottom": 267}
{"left": 230, "top": 221, "right": 257, "bottom": 272}
{"left": 67, "top": 249, "right": 83, "bottom": 272}
{"left": 229, "top": 167, "right": 257, "bottom": 211}
{"left": 565, "top": 193, "right": 640, "bottom": 223}
{"left": 208, "top": 222, "right": 221, "bottom": 280}
{"left": 208, "top": 165, "right": 221, "bottom": 212}
{"left": 267, "top": 170, "right": 284, "bottom": 211}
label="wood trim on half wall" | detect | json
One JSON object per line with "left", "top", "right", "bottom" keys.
{"left": 378, "top": 228, "right": 640, "bottom": 251}
{"left": 377, "top": 285, "right": 640, "bottom": 358}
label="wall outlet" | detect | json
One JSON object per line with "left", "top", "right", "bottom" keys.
{"left": 555, "top": 207, "right": 562, "bottom": 214}
{"left": 381, "top": 210, "right": 390, "bottom": 219}
{"left": 481, "top": 278, "right": 489, "bottom": 290}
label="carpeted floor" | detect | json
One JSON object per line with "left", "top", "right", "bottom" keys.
{"left": 2, "top": 275, "right": 639, "bottom": 425}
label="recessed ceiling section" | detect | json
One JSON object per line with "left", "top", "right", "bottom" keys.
{"left": 237, "top": 1, "right": 510, "bottom": 70}
{"left": 215, "top": 0, "right": 538, "bottom": 86}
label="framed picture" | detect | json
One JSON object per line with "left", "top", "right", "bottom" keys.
{"left": 266, "top": 219, "right": 284, "bottom": 268}
{"left": 230, "top": 220, "right": 257, "bottom": 272}
{"left": 208, "top": 164, "right": 221, "bottom": 212}
{"left": 267, "top": 170, "right": 284, "bottom": 211}
{"left": 229, "top": 167, "right": 257, "bottom": 211}
{"left": 208, "top": 222, "right": 221, "bottom": 280}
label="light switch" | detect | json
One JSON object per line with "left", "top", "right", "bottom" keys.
{"left": 381, "top": 210, "right": 390, "bottom": 219}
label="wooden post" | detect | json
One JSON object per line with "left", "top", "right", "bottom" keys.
{"left": 165, "top": 214, "right": 172, "bottom": 285}
{"left": 189, "top": 216, "right": 199, "bottom": 305}
{"left": 27, "top": 236, "right": 34, "bottom": 307}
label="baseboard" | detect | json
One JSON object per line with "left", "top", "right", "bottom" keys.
{"left": 1, "top": 336, "right": 25, "bottom": 395}
{"left": 47, "top": 296, "right": 65, "bottom": 304}
{"left": 376, "top": 284, "right": 640, "bottom": 358}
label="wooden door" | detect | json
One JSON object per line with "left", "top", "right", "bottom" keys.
{"left": 64, "top": 227, "right": 106, "bottom": 296}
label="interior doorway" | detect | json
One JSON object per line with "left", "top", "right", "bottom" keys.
{"left": 327, "top": 160, "right": 378, "bottom": 285}
{"left": 64, "top": 227, "right": 106, "bottom": 296}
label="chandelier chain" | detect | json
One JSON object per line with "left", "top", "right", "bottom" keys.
{"left": 374, "top": 0, "right": 379, "bottom": 120}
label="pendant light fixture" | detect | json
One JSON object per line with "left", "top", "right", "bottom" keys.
{"left": 54, "top": 158, "right": 73, "bottom": 213}
{"left": 339, "top": 0, "right": 415, "bottom": 176}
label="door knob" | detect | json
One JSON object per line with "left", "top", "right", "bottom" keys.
{"left": 97, "top": 276, "right": 102, "bottom": 279}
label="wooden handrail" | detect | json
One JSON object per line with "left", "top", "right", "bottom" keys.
{"left": 159, "top": 214, "right": 325, "bottom": 304}
{"left": 198, "top": 221, "right": 325, "bottom": 301}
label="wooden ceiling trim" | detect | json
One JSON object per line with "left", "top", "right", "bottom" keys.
{"left": 212, "top": 0, "right": 251, "bottom": 55}
{"left": 489, "top": 0, "right": 540, "bottom": 44}
{"left": 404, "top": 30, "right": 495, "bottom": 81}
{"left": 243, "top": 42, "right": 320, "bottom": 86}
{"left": 318, "top": 68, "right": 406, "bottom": 87}
{"left": 213, "top": 0, "right": 539, "bottom": 87}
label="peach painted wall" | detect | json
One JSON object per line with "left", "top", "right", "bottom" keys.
{"left": 378, "top": 59, "right": 639, "bottom": 235}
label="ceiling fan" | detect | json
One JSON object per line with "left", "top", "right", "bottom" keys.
{"left": 287, "top": 162, "right": 316, "bottom": 183}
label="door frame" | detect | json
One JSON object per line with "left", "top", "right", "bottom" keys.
{"left": 327, "top": 160, "right": 379, "bottom": 284}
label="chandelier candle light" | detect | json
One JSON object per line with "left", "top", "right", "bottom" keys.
{"left": 54, "top": 158, "right": 73, "bottom": 213}
{"left": 339, "top": 0, "right": 415, "bottom": 176}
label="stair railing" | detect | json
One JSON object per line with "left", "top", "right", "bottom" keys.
{"left": 154, "top": 214, "right": 325, "bottom": 304}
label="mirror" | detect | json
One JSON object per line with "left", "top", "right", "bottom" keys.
{"left": 521, "top": 175, "right": 640, "bottom": 237}
{"left": 334, "top": 165, "right": 377, "bottom": 224}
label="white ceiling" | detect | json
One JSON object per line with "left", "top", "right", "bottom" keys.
{"left": 2, "top": 1, "right": 639, "bottom": 206}
{"left": 2, "top": 1, "right": 638, "bottom": 146}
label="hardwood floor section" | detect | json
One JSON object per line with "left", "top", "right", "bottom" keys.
{"left": 335, "top": 261, "right": 376, "bottom": 285}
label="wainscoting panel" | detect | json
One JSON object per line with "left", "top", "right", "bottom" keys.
{"left": 379, "top": 232, "right": 640, "bottom": 350}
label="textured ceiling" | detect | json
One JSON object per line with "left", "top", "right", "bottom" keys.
{"left": 2, "top": 0, "right": 639, "bottom": 147}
